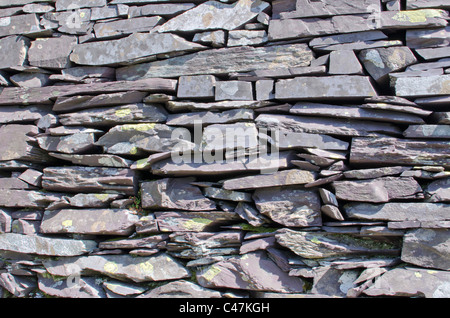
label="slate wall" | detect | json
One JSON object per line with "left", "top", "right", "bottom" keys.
{"left": 0, "top": 0, "right": 449, "bottom": 298}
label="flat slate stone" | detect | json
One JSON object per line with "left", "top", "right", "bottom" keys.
{"left": 256, "top": 114, "right": 402, "bottom": 137}
{"left": 222, "top": 169, "right": 316, "bottom": 190}
{"left": 70, "top": 32, "right": 205, "bottom": 66}
{"left": 393, "top": 74, "right": 450, "bottom": 97}
{"left": 426, "top": 178, "right": 450, "bottom": 202}
{"left": 0, "top": 105, "right": 51, "bottom": 124}
{"left": 275, "top": 76, "right": 377, "bottom": 100}
{"left": 0, "top": 14, "right": 44, "bottom": 37}
{"left": 406, "top": 0, "right": 450, "bottom": 9}
{"left": 281, "top": 0, "right": 380, "bottom": 18}
{"left": 406, "top": 26, "right": 450, "bottom": 49}
{"left": 196, "top": 251, "right": 304, "bottom": 293}
{"left": 253, "top": 186, "right": 322, "bottom": 227}
{"left": 363, "top": 267, "right": 450, "bottom": 298}
{"left": 42, "top": 166, "right": 137, "bottom": 195}
{"left": 95, "top": 123, "right": 193, "bottom": 155}
{"left": 350, "top": 137, "right": 450, "bottom": 167}
{"left": 166, "top": 109, "right": 254, "bottom": 127}
{"left": 139, "top": 280, "right": 222, "bottom": 298}
{"left": 155, "top": 211, "right": 240, "bottom": 232}
{"left": 55, "top": 0, "right": 106, "bottom": 11}
{"left": 157, "top": 0, "right": 270, "bottom": 33}
{"left": 177, "top": 75, "right": 216, "bottom": 99}
{"left": 49, "top": 153, "right": 133, "bottom": 168}
{"left": 115, "top": 43, "right": 313, "bottom": 80}
{"left": 0, "top": 233, "right": 96, "bottom": 256}
{"left": 215, "top": 81, "right": 253, "bottom": 101}
{"left": 166, "top": 100, "right": 270, "bottom": 112}
{"left": 93, "top": 16, "right": 164, "bottom": 39}
{"left": 28, "top": 35, "right": 78, "bottom": 70}
{"left": 403, "top": 125, "right": 450, "bottom": 139}
{"left": 345, "top": 202, "right": 450, "bottom": 222}
{"left": 37, "top": 275, "right": 105, "bottom": 298}
{"left": 0, "top": 36, "right": 30, "bottom": 70}
{"left": 401, "top": 228, "right": 450, "bottom": 270}
{"left": 333, "top": 177, "right": 423, "bottom": 203}
{"left": 58, "top": 103, "right": 168, "bottom": 126}
{"left": 358, "top": 46, "right": 417, "bottom": 84}
{"left": 141, "top": 177, "right": 216, "bottom": 211}
{"left": 275, "top": 229, "right": 399, "bottom": 259}
{"left": 0, "top": 78, "right": 177, "bottom": 105}
{"left": 40, "top": 209, "right": 139, "bottom": 235}
{"left": 343, "top": 166, "right": 411, "bottom": 179}
{"left": 37, "top": 133, "right": 95, "bottom": 154}
{"left": 328, "top": 50, "right": 364, "bottom": 75}
{"left": 43, "top": 253, "right": 190, "bottom": 283}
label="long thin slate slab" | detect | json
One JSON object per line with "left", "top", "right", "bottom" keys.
{"left": 70, "top": 32, "right": 205, "bottom": 66}
{"left": 0, "top": 233, "right": 96, "bottom": 256}
{"left": 350, "top": 137, "right": 450, "bottom": 167}
{"left": 0, "top": 78, "right": 177, "bottom": 105}
{"left": 116, "top": 43, "right": 313, "bottom": 80}
{"left": 393, "top": 75, "right": 450, "bottom": 97}
{"left": 275, "top": 76, "right": 377, "bottom": 100}
{"left": 157, "top": 0, "right": 270, "bottom": 33}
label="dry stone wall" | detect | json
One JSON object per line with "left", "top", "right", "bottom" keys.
{"left": 0, "top": 0, "right": 449, "bottom": 299}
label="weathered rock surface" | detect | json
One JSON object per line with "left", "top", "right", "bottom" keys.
{"left": 141, "top": 178, "right": 216, "bottom": 211}
{"left": 40, "top": 209, "right": 139, "bottom": 235}
{"left": 28, "top": 35, "right": 78, "bottom": 69}
{"left": 116, "top": 44, "right": 313, "bottom": 80}
{"left": 0, "top": 36, "right": 30, "bottom": 70}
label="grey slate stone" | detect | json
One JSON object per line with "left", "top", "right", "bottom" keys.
{"left": 10, "top": 73, "right": 51, "bottom": 88}
{"left": 215, "top": 81, "right": 253, "bottom": 101}
{"left": 406, "top": 26, "right": 450, "bottom": 49}
{"left": 28, "top": 35, "right": 78, "bottom": 70}
{"left": 70, "top": 32, "right": 205, "bottom": 66}
{"left": 0, "top": 14, "right": 44, "bottom": 37}
{"left": 192, "top": 30, "right": 226, "bottom": 47}
{"left": 358, "top": 46, "right": 418, "bottom": 84}
{"left": 227, "top": 30, "right": 268, "bottom": 47}
{"left": 166, "top": 109, "right": 254, "bottom": 127}
{"left": 177, "top": 75, "right": 216, "bottom": 99}
{"left": 55, "top": 0, "right": 106, "bottom": 11}
{"left": 116, "top": 43, "right": 313, "bottom": 80}
{"left": 328, "top": 50, "right": 364, "bottom": 75}
{"left": 157, "top": 0, "right": 270, "bottom": 33}
{"left": 403, "top": 125, "right": 450, "bottom": 139}
{"left": 0, "top": 36, "right": 30, "bottom": 70}
{"left": 93, "top": 16, "right": 164, "bottom": 39}
{"left": 0, "top": 233, "right": 96, "bottom": 256}
{"left": 139, "top": 280, "right": 222, "bottom": 298}
{"left": 275, "top": 76, "right": 377, "bottom": 100}
{"left": 281, "top": 0, "right": 381, "bottom": 18}
{"left": 49, "top": 153, "right": 133, "bottom": 168}
{"left": 37, "top": 275, "right": 106, "bottom": 298}
{"left": 406, "top": 0, "right": 450, "bottom": 9}
{"left": 36, "top": 133, "right": 95, "bottom": 154}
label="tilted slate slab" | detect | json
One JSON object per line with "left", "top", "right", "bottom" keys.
{"left": 0, "top": 233, "right": 96, "bottom": 256}
{"left": 40, "top": 209, "right": 139, "bottom": 235}
{"left": 0, "top": 36, "right": 30, "bottom": 70}
{"left": 42, "top": 253, "right": 190, "bottom": 283}
{"left": 116, "top": 43, "right": 313, "bottom": 80}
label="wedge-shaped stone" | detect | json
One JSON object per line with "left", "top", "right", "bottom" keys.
{"left": 358, "top": 46, "right": 417, "bottom": 84}
{"left": 281, "top": 0, "right": 380, "bottom": 18}
{"left": 141, "top": 177, "right": 216, "bottom": 211}
{"left": 276, "top": 76, "right": 377, "bottom": 100}
{"left": 401, "top": 228, "right": 450, "bottom": 270}
{"left": 43, "top": 253, "right": 189, "bottom": 283}
{"left": 49, "top": 153, "right": 133, "bottom": 168}
{"left": 40, "top": 209, "right": 139, "bottom": 235}
{"left": 0, "top": 14, "right": 44, "bottom": 37}
{"left": 53, "top": 91, "right": 146, "bottom": 113}
{"left": 223, "top": 169, "right": 316, "bottom": 190}
{"left": 166, "top": 109, "right": 254, "bottom": 127}
{"left": 95, "top": 123, "right": 193, "bottom": 156}
{"left": 403, "top": 125, "right": 450, "bottom": 139}
{"left": 0, "top": 105, "right": 51, "bottom": 124}
{"left": 0, "top": 36, "right": 30, "bottom": 70}
{"left": 426, "top": 178, "right": 450, "bottom": 202}
{"left": 256, "top": 114, "right": 401, "bottom": 137}
{"left": 157, "top": 0, "right": 270, "bottom": 33}
{"left": 350, "top": 137, "right": 450, "bottom": 167}
{"left": 0, "top": 78, "right": 177, "bottom": 105}
{"left": 0, "top": 125, "right": 50, "bottom": 163}
{"left": 151, "top": 152, "right": 295, "bottom": 176}
{"left": 94, "top": 16, "right": 163, "bottom": 39}
{"left": 416, "top": 47, "right": 450, "bottom": 60}
{"left": 333, "top": 177, "right": 423, "bottom": 203}
{"left": 37, "top": 275, "right": 105, "bottom": 298}
{"left": 197, "top": 251, "right": 304, "bottom": 293}
{"left": 275, "top": 229, "right": 400, "bottom": 259}
{"left": 139, "top": 280, "right": 222, "bottom": 298}
{"left": 345, "top": 202, "right": 450, "bottom": 222}
{"left": 290, "top": 103, "right": 424, "bottom": 124}
{"left": 42, "top": 167, "right": 137, "bottom": 195}
{"left": 393, "top": 74, "right": 450, "bottom": 97}
{"left": 363, "top": 267, "right": 450, "bottom": 298}
{"left": 0, "top": 189, "right": 61, "bottom": 208}
{"left": 58, "top": 104, "right": 168, "bottom": 126}
{"left": 28, "top": 35, "right": 78, "bottom": 70}
{"left": 269, "top": 9, "right": 448, "bottom": 41}
{"left": 71, "top": 32, "right": 204, "bottom": 66}
{"left": 116, "top": 43, "right": 313, "bottom": 80}
{"left": 0, "top": 233, "right": 96, "bottom": 256}
{"left": 253, "top": 186, "right": 322, "bottom": 227}
{"left": 37, "top": 133, "right": 95, "bottom": 154}
{"left": 155, "top": 211, "right": 240, "bottom": 232}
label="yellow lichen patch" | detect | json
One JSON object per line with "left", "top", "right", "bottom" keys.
{"left": 104, "top": 262, "right": 119, "bottom": 274}
{"left": 129, "top": 147, "right": 138, "bottom": 155}
{"left": 310, "top": 237, "right": 322, "bottom": 244}
{"left": 94, "top": 193, "right": 110, "bottom": 201}
{"left": 62, "top": 220, "right": 73, "bottom": 228}
{"left": 414, "top": 272, "right": 422, "bottom": 278}
{"left": 135, "top": 158, "right": 150, "bottom": 169}
{"left": 115, "top": 108, "right": 132, "bottom": 118}
{"left": 121, "top": 123, "right": 156, "bottom": 132}
{"left": 139, "top": 261, "right": 154, "bottom": 275}
{"left": 202, "top": 265, "right": 222, "bottom": 282}
{"left": 183, "top": 218, "right": 213, "bottom": 231}
{"left": 392, "top": 9, "right": 444, "bottom": 23}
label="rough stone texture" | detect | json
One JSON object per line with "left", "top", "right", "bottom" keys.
{"left": 116, "top": 44, "right": 313, "bottom": 80}
{"left": 0, "top": 36, "right": 30, "bottom": 70}
{"left": 28, "top": 35, "right": 78, "bottom": 69}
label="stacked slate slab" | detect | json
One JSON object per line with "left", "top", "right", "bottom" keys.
{"left": 0, "top": 0, "right": 449, "bottom": 299}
